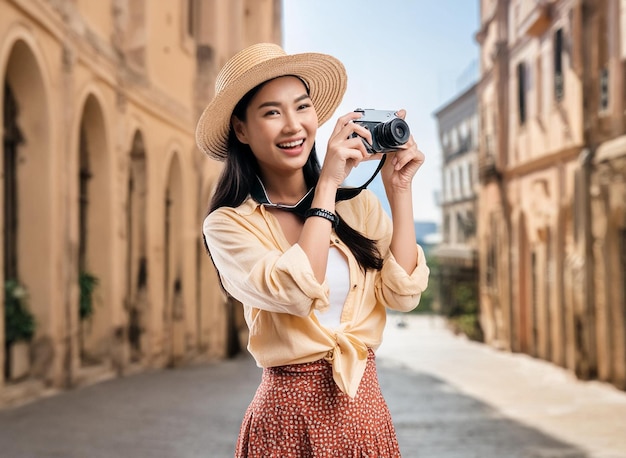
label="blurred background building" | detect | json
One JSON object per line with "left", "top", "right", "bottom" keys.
{"left": 0, "top": 0, "right": 281, "bottom": 407}
{"left": 474, "top": 0, "right": 625, "bottom": 390}
{"left": 433, "top": 82, "right": 480, "bottom": 339}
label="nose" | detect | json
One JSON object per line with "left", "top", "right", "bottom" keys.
{"left": 282, "top": 110, "right": 302, "bottom": 134}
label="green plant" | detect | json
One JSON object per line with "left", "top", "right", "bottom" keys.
{"left": 449, "top": 313, "right": 483, "bottom": 342}
{"left": 4, "top": 279, "right": 35, "bottom": 345}
{"left": 79, "top": 271, "right": 99, "bottom": 320}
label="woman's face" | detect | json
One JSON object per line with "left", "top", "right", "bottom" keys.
{"left": 232, "top": 76, "right": 318, "bottom": 177}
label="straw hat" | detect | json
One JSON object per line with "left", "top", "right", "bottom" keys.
{"left": 195, "top": 42, "right": 347, "bottom": 160}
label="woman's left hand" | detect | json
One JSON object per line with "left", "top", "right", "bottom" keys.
{"left": 380, "top": 109, "right": 425, "bottom": 193}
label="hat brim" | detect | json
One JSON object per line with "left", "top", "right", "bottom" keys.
{"left": 195, "top": 52, "right": 347, "bottom": 160}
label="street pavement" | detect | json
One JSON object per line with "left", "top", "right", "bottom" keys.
{"left": 378, "top": 314, "right": 626, "bottom": 458}
{"left": 0, "top": 314, "right": 624, "bottom": 457}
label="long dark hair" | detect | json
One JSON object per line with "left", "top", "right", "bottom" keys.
{"left": 208, "top": 80, "right": 383, "bottom": 271}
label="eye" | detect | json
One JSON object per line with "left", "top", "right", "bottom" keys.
{"left": 297, "top": 103, "right": 312, "bottom": 110}
{"left": 263, "top": 109, "right": 280, "bottom": 117}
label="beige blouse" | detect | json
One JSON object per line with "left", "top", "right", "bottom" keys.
{"left": 203, "top": 189, "right": 429, "bottom": 397}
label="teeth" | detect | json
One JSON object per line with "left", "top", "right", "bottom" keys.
{"left": 278, "top": 139, "right": 304, "bottom": 148}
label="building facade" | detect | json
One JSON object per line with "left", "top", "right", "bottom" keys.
{"left": 1, "top": 0, "right": 281, "bottom": 407}
{"left": 433, "top": 84, "right": 480, "bottom": 328}
{"left": 476, "top": 0, "right": 626, "bottom": 390}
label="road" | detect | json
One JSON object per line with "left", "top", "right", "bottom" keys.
{"left": 0, "top": 315, "right": 624, "bottom": 457}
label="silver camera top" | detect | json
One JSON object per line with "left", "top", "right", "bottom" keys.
{"left": 354, "top": 108, "right": 398, "bottom": 123}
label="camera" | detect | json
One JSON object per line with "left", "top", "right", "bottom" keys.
{"left": 352, "top": 108, "right": 410, "bottom": 153}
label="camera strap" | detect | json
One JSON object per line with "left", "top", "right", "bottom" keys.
{"left": 251, "top": 155, "right": 387, "bottom": 218}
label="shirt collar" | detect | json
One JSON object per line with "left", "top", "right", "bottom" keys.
{"left": 247, "top": 155, "right": 387, "bottom": 218}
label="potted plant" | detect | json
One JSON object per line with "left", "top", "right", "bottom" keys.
{"left": 79, "top": 271, "right": 98, "bottom": 321}
{"left": 4, "top": 279, "right": 35, "bottom": 379}
{"left": 78, "top": 271, "right": 98, "bottom": 362}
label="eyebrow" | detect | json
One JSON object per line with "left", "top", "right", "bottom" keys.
{"left": 257, "top": 93, "right": 311, "bottom": 110}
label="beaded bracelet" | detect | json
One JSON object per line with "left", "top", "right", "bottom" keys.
{"left": 304, "top": 207, "right": 339, "bottom": 228}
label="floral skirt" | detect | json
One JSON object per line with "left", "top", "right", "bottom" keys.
{"left": 235, "top": 349, "right": 401, "bottom": 457}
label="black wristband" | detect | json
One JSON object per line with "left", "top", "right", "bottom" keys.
{"left": 304, "top": 207, "right": 339, "bottom": 228}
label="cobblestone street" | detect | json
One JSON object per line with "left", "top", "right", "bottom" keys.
{"left": 0, "top": 315, "right": 624, "bottom": 458}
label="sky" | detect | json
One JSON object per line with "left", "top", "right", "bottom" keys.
{"left": 282, "top": 0, "right": 480, "bottom": 224}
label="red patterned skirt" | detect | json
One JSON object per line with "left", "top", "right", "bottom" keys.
{"left": 235, "top": 349, "right": 401, "bottom": 457}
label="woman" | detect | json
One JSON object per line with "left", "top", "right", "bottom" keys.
{"left": 197, "top": 43, "right": 429, "bottom": 457}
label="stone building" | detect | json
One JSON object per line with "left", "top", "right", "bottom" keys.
{"left": 433, "top": 83, "right": 480, "bottom": 325}
{"left": 476, "top": 0, "right": 625, "bottom": 390}
{"left": 0, "top": 0, "right": 282, "bottom": 407}
{"left": 581, "top": 0, "right": 626, "bottom": 387}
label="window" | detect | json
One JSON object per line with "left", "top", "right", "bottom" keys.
{"left": 554, "top": 28, "right": 564, "bottom": 102}
{"left": 126, "top": 0, "right": 147, "bottom": 68}
{"left": 471, "top": 114, "right": 479, "bottom": 149}
{"left": 536, "top": 54, "right": 543, "bottom": 119}
{"left": 517, "top": 61, "right": 527, "bottom": 125}
{"left": 600, "top": 67, "right": 610, "bottom": 112}
{"left": 486, "top": 216, "right": 498, "bottom": 288}
{"left": 450, "top": 127, "right": 458, "bottom": 152}
{"left": 459, "top": 120, "right": 468, "bottom": 143}
{"left": 450, "top": 168, "right": 457, "bottom": 199}
{"left": 457, "top": 213, "right": 466, "bottom": 244}
{"left": 186, "top": 0, "right": 196, "bottom": 38}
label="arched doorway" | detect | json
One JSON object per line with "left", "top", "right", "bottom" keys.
{"left": 164, "top": 154, "right": 185, "bottom": 366}
{"left": 125, "top": 131, "right": 148, "bottom": 364}
{"left": 3, "top": 81, "right": 25, "bottom": 380}
{"left": 2, "top": 40, "right": 51, "bottom": 382}
{"left": 77, "top": 95, "right": 111, "bottom": 367}
{"left": 198, "top": 179, "right": 231, "bottom": 359}
{"left": 517, "top": 213, "right": 531, "bottom": 354}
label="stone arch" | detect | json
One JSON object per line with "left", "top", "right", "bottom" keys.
{"left": 1, "top": 37, "right": 52, "bottom": 381}
{"left": 75, "top": 92, "right": 112, "bottom": 366}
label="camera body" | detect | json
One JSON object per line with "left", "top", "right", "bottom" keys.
{"left": 353, "top": 108, "right": 410, "bottom": 153}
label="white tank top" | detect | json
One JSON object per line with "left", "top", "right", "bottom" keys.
{"left": 315, "top": 247, "right": 350, "bottom": 329}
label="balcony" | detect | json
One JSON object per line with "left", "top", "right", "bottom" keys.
{"left": 519, "top": 1, "right": 553, "bottom": 38}
{"left": 478, "top": 152, "right": 502, "bottom": 183}
{"left": 433, "top": 244, "right": 478, "bottom": 269}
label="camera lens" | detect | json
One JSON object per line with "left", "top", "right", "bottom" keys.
{"left": 374, "top": 118, "right": 410, "bottom": 150}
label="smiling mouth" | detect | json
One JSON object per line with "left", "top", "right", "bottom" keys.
{"left": 277, "top": 139, "right": 305, "bottom": 149}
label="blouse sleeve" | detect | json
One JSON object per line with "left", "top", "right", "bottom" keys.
{"left": 203, "top": 208, "right": 330, "bottom": 316}
{"left": 361, "top": 190, "right": 430, "bottom": 312}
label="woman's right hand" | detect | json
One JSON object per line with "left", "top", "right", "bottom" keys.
{"left": 319, "top": 112, "right": 382, "bottom": 188}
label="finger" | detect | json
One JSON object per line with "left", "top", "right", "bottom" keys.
{"left": 394, "top": 149, "right": 425, "bottom": 171}
{"left": 341, "top": 136, "right": 371, "bottom": 157}
{"left": 342, "top": 122, "right": 373, "bottom": 146}
{"left": 390, "top": 140, "right": 424, "bottom": 170}
{"left": 329, "top": 119, "right": 374, "bottom": 150}
{"left": 330, "top": 111, "right": 365, "bottom": 137}
{"left": 395, "top": 109, "right": 407, "bottom": 120}
{"left": 362, "top": 152, "right": 385, "bottom": 162}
